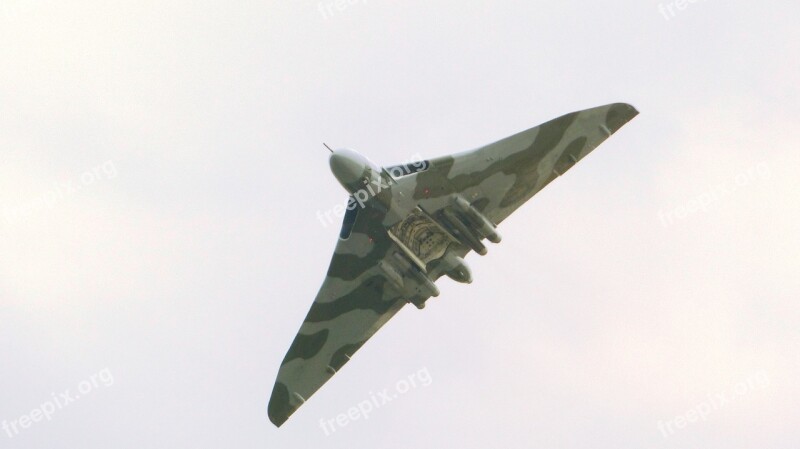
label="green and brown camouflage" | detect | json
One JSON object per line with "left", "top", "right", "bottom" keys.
{"left": 268, "top": 103, "right": 638, "bottom": 427}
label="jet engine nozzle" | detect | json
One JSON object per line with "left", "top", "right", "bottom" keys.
{"left": 442, "top": 250, "right": 473, "bottom": 284}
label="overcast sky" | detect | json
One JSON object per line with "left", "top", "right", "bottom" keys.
{"left": 1, "top": 0, "right": 798, "bottom": 448}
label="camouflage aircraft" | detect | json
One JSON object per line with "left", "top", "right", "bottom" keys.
{"left": 268, "top": 103, "right": 638, "bottom": 427}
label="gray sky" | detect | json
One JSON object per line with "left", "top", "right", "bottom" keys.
{"left": 1, "top": 0, "right": 798, "bottom": 448}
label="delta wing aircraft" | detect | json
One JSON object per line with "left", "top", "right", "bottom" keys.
{"left": 269, "top": 103, "right": 638, "bottom": 426}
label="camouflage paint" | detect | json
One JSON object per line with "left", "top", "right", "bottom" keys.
{"left": 268, "top": 103, "right": 638, "bottom": 427}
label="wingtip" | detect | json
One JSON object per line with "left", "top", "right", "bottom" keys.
{"left": 603, "top": 103, "right": 639, "bottom": 134}
{"left": 268, "top": 399, "right": 294, "bottom": 428}
{"left": 622, "top": 102, "right": 639, "bottom": 116}
{"left": 268, "top": 382, "right": 297, "bottom": 428}
{"left": 269, "top": 412, "right": 287, "bottom": 428}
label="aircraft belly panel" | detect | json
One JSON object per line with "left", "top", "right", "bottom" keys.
{"left": 387, "top": 207, "right": 456, "bottom": 271}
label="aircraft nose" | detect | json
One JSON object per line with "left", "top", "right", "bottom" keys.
{"left": 329, "top": 149, "right": 366, "bottom": 187}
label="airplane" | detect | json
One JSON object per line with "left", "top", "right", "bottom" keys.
{"left": 268, "top": 103, "right": 638, "bottom": 427}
